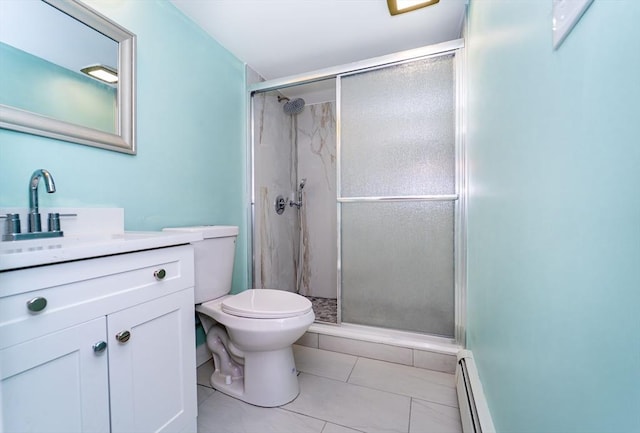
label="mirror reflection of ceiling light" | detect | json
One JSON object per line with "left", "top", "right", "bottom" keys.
{"left": 80, "top": 65, "right": 118, "bottom": 84}
{"left": 387, "top": 0, "right": 440, "bottom": 15}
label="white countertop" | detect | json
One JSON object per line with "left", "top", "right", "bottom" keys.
{"left": 0, "top": 231, "right": 203, "bottom": 271}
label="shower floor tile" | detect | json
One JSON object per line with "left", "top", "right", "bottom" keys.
{"left": 305, "top": 296, "right": 337, "bottom": 323}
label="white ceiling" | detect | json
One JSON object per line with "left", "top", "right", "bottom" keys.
{"left": 170, "top": 0, "right": 468, "bottom": 82}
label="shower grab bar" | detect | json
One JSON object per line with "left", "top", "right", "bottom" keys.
{"left": 338, "top": 194, "right": 458, "bottom": 203}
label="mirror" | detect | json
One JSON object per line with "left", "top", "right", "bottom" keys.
{"left": 0, "top": 0, "right": 136, "bottom": 154}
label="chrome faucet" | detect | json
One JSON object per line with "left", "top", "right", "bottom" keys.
{"left": 1, "top": 169, "right": 66, "bottom": 241}
{"left": 28, "top": 169, "right": 56, "bottom": 233}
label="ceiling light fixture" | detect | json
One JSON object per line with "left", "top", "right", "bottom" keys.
{"left": 387, "top": 0, "right": 440, "bottom": 15}
{"left": 80, "top": 65, "right": 118, "bottom": 84}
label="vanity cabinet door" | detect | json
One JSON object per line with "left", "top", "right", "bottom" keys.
{"left": 0, "top": 317, "right": 110, "bottom": 433}
{"left": 107, "top": 288, "right": 197, "bottom": 433}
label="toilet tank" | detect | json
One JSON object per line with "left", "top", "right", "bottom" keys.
{"left": 162, "top": 225, "right": 239, "bottom": 304}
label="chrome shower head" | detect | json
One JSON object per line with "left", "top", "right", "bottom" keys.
{"left": 278, "top": 96, "right": 305, "bottom": 115}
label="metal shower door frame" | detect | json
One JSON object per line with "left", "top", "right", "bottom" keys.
{"left": 247, "top": 38, "right": 466, "bottom": 346}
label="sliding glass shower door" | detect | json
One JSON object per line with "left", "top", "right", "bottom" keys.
{"left": 338, "top": 54, "right": 458, "bottom": 338}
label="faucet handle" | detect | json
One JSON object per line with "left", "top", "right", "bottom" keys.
{"left": 1, "top": 213, "right": 22, "bottom": 236}
{"left": 47, "top": 213, "right": 61, "bottom": 232}
{"left": 2, "top": 213, "right": 22, "bottom": 241}
{"left": 46, "top": 212, "right": 76, "bottom": 233}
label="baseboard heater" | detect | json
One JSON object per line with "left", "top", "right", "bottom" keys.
{"left": 456, "top": 350, "right": 496, "bottom": 433}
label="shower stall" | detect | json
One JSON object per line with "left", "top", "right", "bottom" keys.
{"left": 251, "top": 87, "right": 338, "bottom": 323}
{"left": 249, "top": 39, "right": 465, "bottom": 345}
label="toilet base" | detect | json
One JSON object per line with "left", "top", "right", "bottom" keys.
{"left": 210, "top": 346, "right": 300, "bottom": 407}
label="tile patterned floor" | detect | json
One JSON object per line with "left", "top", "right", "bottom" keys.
{"left": 305, "top": 296, "right": 337, "bottom": 324}
{"left": 197, "top": 345, "right": 462, "bottom": 433}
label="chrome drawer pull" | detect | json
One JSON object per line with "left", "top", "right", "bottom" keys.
{"left": 153, "top": 269, "right": 166, "bottom": 280}
{"left": 93, "top": 341, "right": 107, "bottom": 353}
{"left": 26, "top": 297, "right": 47, "bottom": 313}
{"left": 115, "top": 330, "right": 131, "bottom": 343}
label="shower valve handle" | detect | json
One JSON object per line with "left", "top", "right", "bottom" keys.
{"left": 275, "top": 195, "right": 287, "bottom": 215}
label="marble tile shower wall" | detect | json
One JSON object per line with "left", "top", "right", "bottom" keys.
{"left": 254, "top": 93, "right": 337, "bottom": 300}
{"left": 296, "top": 102, "right": 337, "bottom": 298}
{"left": 254, "top": 92, "right": 298, "bottom": 291}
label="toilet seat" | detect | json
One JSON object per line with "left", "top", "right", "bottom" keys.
{"left": 221, "top": 289, "right": 312, "bottom": 319}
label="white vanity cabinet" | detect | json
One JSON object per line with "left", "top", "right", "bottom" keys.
{"left": 2, "top": 316, "right": 111, "bottom": 433}
{"left": 0, "top": 244, "right": 197, "bottom": 433}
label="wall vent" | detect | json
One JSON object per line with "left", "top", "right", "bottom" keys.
{"left": 456, "top": 350, "right": 496, "bottom": 433}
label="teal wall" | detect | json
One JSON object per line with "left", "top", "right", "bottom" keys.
{"left": 0, "top": 0, "right": 249, "bottom": 293}
{"left": 466, "top": 1, "right": 640, "bottom": 432}
{"left": 0, "top": 42, "right": 116, "bottom": 133}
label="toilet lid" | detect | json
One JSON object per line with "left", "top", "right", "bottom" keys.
{"left": 221, "top": 289, "right": 312, "bottom": 319}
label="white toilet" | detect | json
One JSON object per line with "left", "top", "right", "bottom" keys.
{"left": 163, "top": 225, "right": 315, "bottom": 407}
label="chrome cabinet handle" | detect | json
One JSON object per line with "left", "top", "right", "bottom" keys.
{"left": 153, "top": 269, "right": 166, "bottom": 280}
{"left": 93, "top": 341, "right": 107, "bottom": 353}
{"left": 26, "top": 297, "right": 47, "bottom": 313}
{"left": 115, "top": 330, "right": 131, "bottom": 343}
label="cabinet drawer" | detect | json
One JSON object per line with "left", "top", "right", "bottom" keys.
{"left": 0, "top": 245, "right": 194, "bottom": 349}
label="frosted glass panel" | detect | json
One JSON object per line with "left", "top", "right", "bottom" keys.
{"left": 339, "top": 53, "right": 457, "bottom": 337}
{"left": 341, "top": 201, "right": 454, "bottom": 336}
{"left": 340, "top": 55, "right": 455, "bottom": 197}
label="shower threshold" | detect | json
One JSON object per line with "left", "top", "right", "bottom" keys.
{"left": 300, "top": 296, "right": 459, "bottom": 354}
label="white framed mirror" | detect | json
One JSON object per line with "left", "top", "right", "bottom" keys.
{"left": 0, "top": 0, "right": 136, "bottom": 154}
